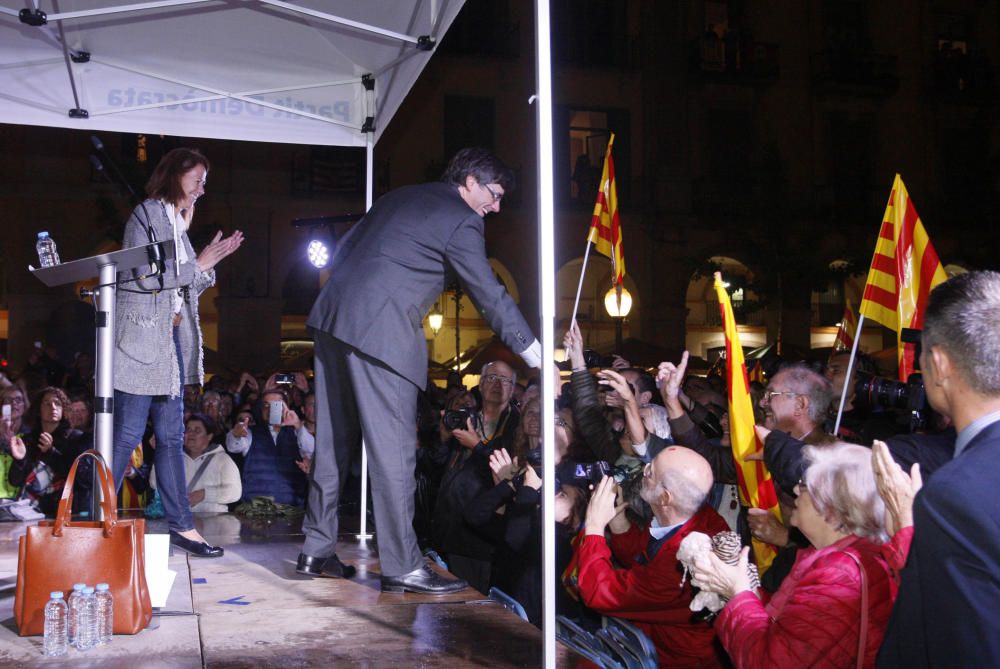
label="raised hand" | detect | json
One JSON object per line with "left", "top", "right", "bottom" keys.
{"left": 562, "top": 320, "right": 586, "bottom": 370}
{"left": 872, "top": 440, "right": 923, "bottom": 536}
{"left": 196, "top": 230, "right": 245, "bottom": 272}
{"left": 489, "top": 448, "right": 518, "bottom": 485}
{"left": 9, "top": 435, "right": 26, "bottom": 460}
{"left": 585, "top": 476, "right": 627, "bottom": 536}
{"left": 38, "top": 431, "right": 54, "bottom": 453}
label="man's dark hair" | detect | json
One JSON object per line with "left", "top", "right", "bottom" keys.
{"left": 145, "top": 148, "right": 209, "bottom": 205}
{"left": 441, "top": 147, "right": 515, "bottom": 192}
{"left": 624, "top": 368, "right": 657, "bottom": 399}
{"left": 923, "top": 270, "right": 1000, "bottom": 395}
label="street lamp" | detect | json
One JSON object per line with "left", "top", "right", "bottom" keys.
{"left": 428, "top": 304, "right": 443, "bottom": 335}
{"left": 604, "top": 286, "right": 633, "bottom": 356}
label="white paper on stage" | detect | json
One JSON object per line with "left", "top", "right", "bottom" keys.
{"left": 144, "top": 534, "right": 175, "bottom": 609}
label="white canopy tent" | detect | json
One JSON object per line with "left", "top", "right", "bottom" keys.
{"left": 2, "top": 1, "right": 561, "bottom": 665}
{"left": 0, "top": 0, "right": 463, "bottom": 146}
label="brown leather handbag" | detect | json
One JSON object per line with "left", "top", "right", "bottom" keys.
{"left": 14, "top": 450, "right": 153, "bottom": 636}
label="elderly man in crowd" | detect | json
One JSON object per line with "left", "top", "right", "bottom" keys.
{"left": 576, "top": 446, "right": 730, "bottom": 668}
{"left": 879, "top": 271, "right": 1000, "bottom": 667}
{"left": 431, "top": 359, "right": 520, "bottom": 593}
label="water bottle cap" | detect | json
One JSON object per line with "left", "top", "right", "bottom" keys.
{"left": 83, "top": 587, "right": 95, "bottom": 594}
{"left": 73, "top": 583, "right": 87, "bottom": 590}
{"left": 96, "top": 583, "right": 109, "bottom": 591}
{"left": 50, "top": 591, "right": 64, "bottom": 599}
{"left": 37, "top": 231, "right": 49, "bottom": 238}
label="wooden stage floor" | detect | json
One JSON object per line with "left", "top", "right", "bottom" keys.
{"left": 0, "top": 513, "right": 579, "bottom": 668}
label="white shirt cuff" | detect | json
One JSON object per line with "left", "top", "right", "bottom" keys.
{"left": 520, "top": 339, "right": 543, "bottom": 368}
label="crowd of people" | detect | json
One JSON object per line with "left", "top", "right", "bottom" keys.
{"left": 4, "top": 140, "right": 996, "bottom": 668}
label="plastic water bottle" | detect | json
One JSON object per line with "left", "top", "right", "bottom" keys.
{"left": 67, "top": 582, "right": 86, "bottom": 645}
{"left": 75, "top": 586, "right": 97, "bottom": 651}
{"left": 42, "top": 591, "right": 68, "bottom": 656}
{"left": 36, "top": 231, "right": 61, "bottom": 267}
{"left": 95, "top": 583, "right": 113, "bottom": 645}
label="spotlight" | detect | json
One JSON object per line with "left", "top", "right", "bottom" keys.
{"left": 307, "top": 239, "right": 330, "bottom": 268}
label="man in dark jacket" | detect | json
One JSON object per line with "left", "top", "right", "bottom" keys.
{"left": 299, "top": 148, "right": 542, "bottom": 594}
{"left": 879, "top": 271, "right": 1000, "bottom": 667}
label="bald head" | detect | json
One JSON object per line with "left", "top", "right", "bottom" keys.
{"left": 642, "top": 446, "right": 714, "bottom": 522}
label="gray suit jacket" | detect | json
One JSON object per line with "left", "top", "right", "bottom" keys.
{"left": 307, "top": 181, "right": 535, "bottom": 388}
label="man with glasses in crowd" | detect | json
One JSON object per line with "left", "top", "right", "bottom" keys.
{"left": 431, "top": 360, "right": 521, "bottom": 593}
{"left": 300, "top": 148, "right": 542, "bottom": 595}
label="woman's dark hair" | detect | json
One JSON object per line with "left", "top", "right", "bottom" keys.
{"left": 29, "top": 386, "right": 70, "bottom": 430}
{"left": 186, "top": 412, "right": 217, "bottom": 438}
{"left": 145, "top": 148, "right": 209, "bottom": 205}
{"left": 440, "top": 147, "right": 515, "bottom": 192}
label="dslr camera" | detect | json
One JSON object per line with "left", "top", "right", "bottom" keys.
{"left": 443, "top": 407, "right": 479, "bottom": 431}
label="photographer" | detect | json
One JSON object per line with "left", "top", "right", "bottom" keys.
{"left": 463, "top": 407, "right": 587, "bottom": 625}
{"left": 430, "top": 360, "right": 521, "bottom": 593}
{"left": 824, "top": 351, "right": 900, "bottom": 444}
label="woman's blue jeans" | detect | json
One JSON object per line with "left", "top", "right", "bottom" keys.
{"left": 111, "top": 329, "right": 193, "bottom": 533}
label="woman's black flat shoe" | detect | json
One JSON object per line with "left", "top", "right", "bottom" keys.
{"left": 170, "top": 531, "right": 224, "bottom": 558}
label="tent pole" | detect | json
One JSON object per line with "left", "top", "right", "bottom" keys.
{"left": 535, "top": 0, "right": 557, "bottom": 666}
{"left": 357, "top": 130, "right": 376, "bottom": 541}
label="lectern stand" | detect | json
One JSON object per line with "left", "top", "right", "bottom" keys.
{"left": 30, "top": 241, "right": 176, "bottom": 517}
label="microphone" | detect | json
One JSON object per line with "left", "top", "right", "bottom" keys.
{"left": 90, "top": 134, "right": 104, "bottom": 152}
{"left": 89, "top": 153, "right": 107, "bottom": 176}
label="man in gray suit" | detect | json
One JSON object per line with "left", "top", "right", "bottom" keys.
{"left": 298, "top": 148, "right": 542, "bottom": 594}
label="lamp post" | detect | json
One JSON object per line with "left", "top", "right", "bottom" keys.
{"left": 604, "top": 286, "right": 633, "bottom": 356}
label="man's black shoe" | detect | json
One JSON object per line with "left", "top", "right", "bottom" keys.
{"left": 296, "top": 553, "right": 326, "bottom": 576}
{"left": 296, "top": 553, "right": 357, "bottom": 579}
{"left": 381, "top": 565, "right": 468, "bottom": 594}
{"left": 169, "top": 531, "right": 224, "bottom": 558}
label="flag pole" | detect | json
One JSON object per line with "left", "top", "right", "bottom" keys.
{"left": 833, "top": 313, "right": 866, "bottom": 435}
{"left": 570, "top": 242, "right": 594, "bottom": 323}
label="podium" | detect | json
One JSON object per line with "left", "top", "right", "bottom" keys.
{"left": 30, "top": 241, "right": 176, "bottom": 503}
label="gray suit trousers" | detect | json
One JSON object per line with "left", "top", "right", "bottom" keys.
{"left": 301, "top": 330, "right": 423, "bottom": 577}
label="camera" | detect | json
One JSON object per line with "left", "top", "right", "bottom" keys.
{"left": 583, "top": 349, "right": 616, "bottom": 369}
{"left": 853, "top": 372, "right": 928, "bottom": 432}
{"left": 443, "top": 407, "right": 478, "bottom": 431}
{"left": 569, "top": 460, "right": 632, "bottom": 487}
{"left": 274, "top": 372, "right": 295, "bottom": 385}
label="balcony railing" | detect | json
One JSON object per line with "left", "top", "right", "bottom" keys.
{"left": 689, "top": 36, "right": 780, "bottom": 84}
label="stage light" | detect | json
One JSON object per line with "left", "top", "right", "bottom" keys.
{"left": 307, "top": 239, "right": 329, "bottom": 268}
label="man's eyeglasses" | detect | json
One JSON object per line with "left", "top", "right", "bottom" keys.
{"left": 482, "top": 182, "right": 502, "bottom": 203}
{"left": 796, "top": 479, "right": 808, "bottom": 493}
{"left": 555, "top": 417, "right": 569, "bottom": 428}
{"left": 762, "top": 390, "right": 801, "bottom": 403}
{"left": 482, "top": 374, "right": 513, "bottom": 386}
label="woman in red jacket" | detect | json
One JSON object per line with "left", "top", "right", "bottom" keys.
{"left": 689, "top": 442, "right": 910, "bottom": 669}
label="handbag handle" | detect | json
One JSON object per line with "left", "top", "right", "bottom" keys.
{"left": 839, "top": 549, "right": 868, "bottom": 669}
{"left": 52, "top": 449, "right": 118, "bottom": 537}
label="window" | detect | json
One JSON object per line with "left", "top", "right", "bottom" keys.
{"left": 555, "top": 106, "right": 630, "bottom": 206}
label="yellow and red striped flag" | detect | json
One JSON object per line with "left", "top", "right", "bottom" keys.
{"left": 587, "top": 134, "right": 625, "bottom": 294}
{"left": 833, "top": 296, "right": 858, "bottom": 352}
{"left": 748, "top": 360, "right": 766, "bottom": 384}
{"left": 714, "top": 273, "right": 782, "bottom": 574}
{"left": 859, "top": 175, "right": 947, "bottom": 380}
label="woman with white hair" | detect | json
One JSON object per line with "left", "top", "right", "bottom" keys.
{"left": 689, "top": 442, "right": 902, "bottom": 669}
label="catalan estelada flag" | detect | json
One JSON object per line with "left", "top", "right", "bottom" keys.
{"left": 858, "top": 175, "right": 947, "bottom": 380}
{"left": 833, "top": 296, "right": 858, "bottom": 352}
{"left": 714, "top": 273, "right": 781, "bottom": 574}
{"left": 587, "top": 134, "right": 625, "bottom": 294}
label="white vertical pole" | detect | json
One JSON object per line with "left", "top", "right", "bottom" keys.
{"left": 535, "top": 0, "right": 557, "bottom": 666}
{"left": 833, "top": 314, "right": 866, "bottom": 436}
{"left": 357, "top": 124, "right": 376, "bottom": 540}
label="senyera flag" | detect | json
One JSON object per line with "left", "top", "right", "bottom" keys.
{"left": 859, "top": 174, "right": 947, "bottom": 380}
{"left": 833, "top": 296, "right": 858, "bottom": 353}
{"left": 714, "top": 272, "right": 782, "bottom": 574}
{"left": 587, "top": 133, "right": 625, "bottom": 299}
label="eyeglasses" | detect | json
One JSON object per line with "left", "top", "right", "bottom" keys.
{"left": 762, "top": 390, "right": 800, "bottom": 403}
{"left": 555, "top": 417, "right": 569, "bottom": 428}
{"left": 482, "top": 374, "right": 513, "bottom": 386}
{"left": 796, "top": 479, "right": 808, "bottom": 493}
{"left": 482, "top": 182, "right": 502, "bottom": 203}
